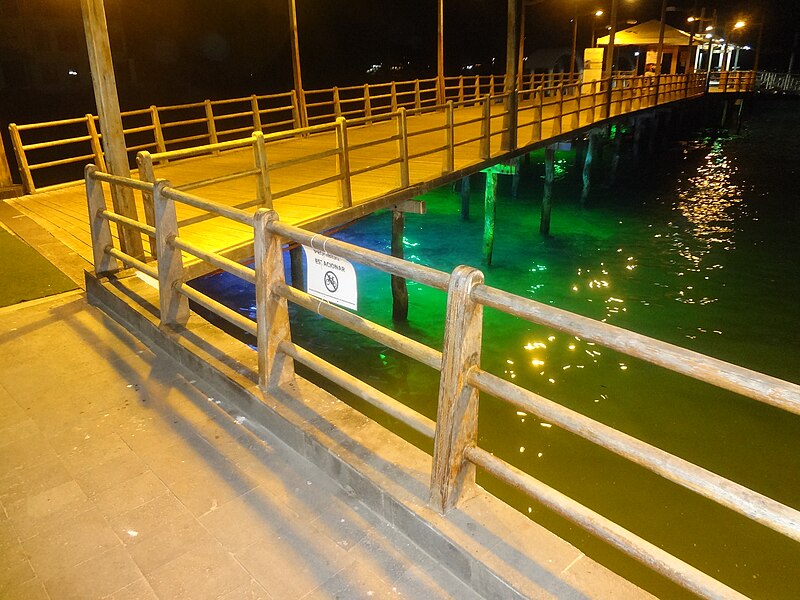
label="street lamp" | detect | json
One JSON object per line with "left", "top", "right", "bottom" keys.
{"left": 569, "top": 7, "right": 603, "bottom": 82}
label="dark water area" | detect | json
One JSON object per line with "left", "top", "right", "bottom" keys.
{"left": 192, "top": 97, "right": 800, "bottom": 599}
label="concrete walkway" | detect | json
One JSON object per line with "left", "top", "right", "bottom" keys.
{"left": 0, "top": 291, "right": 480, "bottom": 600}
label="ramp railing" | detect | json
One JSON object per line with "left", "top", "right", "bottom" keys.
{"left": 85, "top": 165, "right": 799, "bottom": 600}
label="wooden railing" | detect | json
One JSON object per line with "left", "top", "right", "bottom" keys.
{"left": 8, "top": 72, "right": 743, "bottom": 195}
{"left": 85, "top": 165, "right": 800, "bottom": 600}
{"left": 756, "top": 71, "right": 800, "bottom": 94}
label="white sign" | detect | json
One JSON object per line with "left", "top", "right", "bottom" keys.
{"left": 302, "top": 246, "right": 358, "bottom": 310}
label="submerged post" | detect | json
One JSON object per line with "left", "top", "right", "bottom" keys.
{"left": 391, "top": 209, "right": 409, "bottom": 321}
{"left": 581, "top": 133, "right": 597, "bottom": 204}
{"left": 609, "top": 127, "right": 622, "bottom": 185}
{"left": 80, "top": 0, "right": 143, "bottom": 260}
{"left": 482, "top": 169, "right": 497, "bottom": 265}
{"left": 430, "top": 265, "right": 484, "bottom": 513}
{"left": 540, "top": 145, "right": 555, "bottom": 235}
{"left": 460, "top": 176, "right": 471, "bottom": 220}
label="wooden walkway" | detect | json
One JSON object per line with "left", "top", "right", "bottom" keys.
{"left": 5, "top": 87, "right": 683, "bottom": 271}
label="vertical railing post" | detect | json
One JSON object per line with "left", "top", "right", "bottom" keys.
{"left": 474, "top": 75, "right": 480, "bottom": 101}
{"left": 530, "top": 90, "right": 542, "bottom": 143}
{"left": 572, "top": 84, "right": 581, "bottom": 129}
{"left": 501, "top": 89, "right": 518, "bottom": 152}
{"left": 390, "top": 81, "right": 399, "bottom": 112}
{"left": 136, "top": 151, "right": 158, "bottom": 257}
{"left": 9, "top": 124, "right": 35, "bottom": 194}
{"left": 0, "top": 130, "right": 13, "bottom": 188}
{"left": 85, "top": 115, "right": 107, "bottom": 172}
{"left": 153, "top": 179, "right": 189, "bottom": 328}
{"left": 364, "top": 84, "right": 372, "bottom": 122}
{"left": 396, "top": 108, "right": 410, "bottom": 188}
{"left": 150, "top": 106, "right": 167, "bottom": 156}
{"left": 480, "top": 96, "right": 491, "bottom": 159}
{"left": 590, "top": 81, "right": 597, "bottom": 124}
{"left": 458, "top": 76, "right": 465, "bottom": 103}
{"left": 333, "top": 87, "right": 342, "bottom": 119}
{"left": 251, "top": 94, "right": 263, "bottom": 132}
{"left": 254, "top": 209, "right": 295, "bottom": 391}
{"left": 553, "top": 84, "right": 563, "bottom": 136}
{"left": 289, "top": 90, "right": 300, "bottom": 130}
{"left": 489, "top": 74, "right": 496, "bottom": 96}
{"left": 444, "top": 100, "right": 455, "bottom": 174}
{"left": 336, "top": 117, "right": 352, "bottom": 207}
{"left": 430, "top": 265, "right": 484, "bottom": 513}
{"left": 85, "top": 164, "right": 119, "bottom": 275}
{"left": 414, "top": 79, "right": 421, "bottom": 110}
{"left": 204, "top": 99, "right": 218, "bottom": 145}
{"left": 252, "top": 132, "right": 273, "bottom": 209}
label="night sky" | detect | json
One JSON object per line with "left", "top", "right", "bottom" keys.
{"left": 1, "top": 0, "right": 798, "bottom": 118}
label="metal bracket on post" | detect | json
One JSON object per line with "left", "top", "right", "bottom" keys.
{"left": 254, "top": 209, "right": 295, "bottom": 392}
{"left": 154, "top": 179, "right": 189, "bottom": 329}
{"left": 430, "top": 265, "right": 485, "bottom": 513}
{"left": 85, "top": 164, "right": 120, "bottom": 276}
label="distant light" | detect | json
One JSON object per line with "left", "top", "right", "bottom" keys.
{"left": 734, "top": 20, "right": 746, "bottom": 29}
{"left": 634, "top": 51, "right": 640, "bottom": 56}
{"left": 67, "top": 69, "right": 78, "bottom": 76}
{"left": 705, "top": 25, "right": 713, "bottom": 31}
{"left": 687, "top": 16, "right": 696, "bottom": 22}
{"left": 705, "top": 33, "right": 713, "bottom": 39}
{"left": 595, "top": 10, "right": 604, "bottom": 17}
{"left": 743, "top": 45, "right": 751, "bottom": 50}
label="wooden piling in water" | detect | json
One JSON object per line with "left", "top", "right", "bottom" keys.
{"left": 482, "top": 170, "right": 497, "bottom": 265}
{"left": 609, "top": 127, "right": 622, "bottom": 186}
{"left": 391, "top": 209, "right": 409, "bottom": 321}
{"left": 511, "top": 158, "right": 521, "bottom": 199}
{"left": 460, "top": 176, "right": 471, "bottom": 220}
{"left": 581, "top": 133, "right": 597, "bottom": 205}
{"left": 540, "top": 146, "right": 555, "bottom": 235}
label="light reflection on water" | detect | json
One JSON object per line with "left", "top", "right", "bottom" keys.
{"left": 192, "top": 101, "right": 800, "bottom": 600}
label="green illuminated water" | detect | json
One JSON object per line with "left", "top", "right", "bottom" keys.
{"left": 194, "top": 99, "right": 800, "bottom": 599}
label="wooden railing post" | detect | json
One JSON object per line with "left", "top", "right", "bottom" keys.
{"left": 458, "top": 76, "right": 465, "bottom": 103}
{"left": 153, "top": 179, "right": 189, "bottom": 328}
{"left": 8, "top": 124, "right": 35, "bottom": 194}
{"left": 290, "top": 90, "right": 303, "bottom": 131}
{"left": 572, "top": 85, "right": 581, "bottom": 129}
{"left": 489, "top": 74, "right": 496, "bottom": 96}
{"left": 336, "top": 117, "right": 352, "bottom": 207}
{"left": 430, "top": 265, "right": 484, "bottom": 513}
{"left": 333, "top": 87, "right": 342, "bottom": 119}
{"left": 0, "top": 130, "right": 13, "bottom": 188}
{"left": 474, "top": 75, "right": 480, "bottom": 101}
{"left": 590, "top": 81, "right": 597, "bottom": 124}
{"left": 480, "top": 96, "right": 491, "bottom": 159}
{"left": 414, "top": 79, "right": 421, "bottom": 110}
{"left": 150, "top": 106, "right": 166, "bottom": 156}
{"left": 396, "top": 108, "right": 410, "bottom": 188}
{"left": 530, "top": 90, "right": 542, "bottom": 143}
{"left": 364, "top": 84, "right": 372, "bottom": 122}
{"left": 135, "top": 151, "right": 158, "bottom": 257}
{"left": 252, "top": 132, "right": 273, "bottom": 209}
{"left": 254, "top": 209, "right": 295, "bottom": 391}
{"left": 85, "top": 164, "right": 119, "bottom": 275}
{"left": 390, "top": 81, "right": 398, "bottom": 112}
{"left": 553, "top": 85, "right": 563, "bottom": 136}
{"left": 251, "top": 95, "right": 263, "bottom": 132}
{"left": 204, "top": 99, "right": 218, "bottom": 145}
{"left": 444, "top": 101, "right": 455, "bottom": 174}
{"left": 85, "top": 115, "right": 106, "bottom": 172}
{"left": 501, "top": 89, "right": 518, "bottom": 152}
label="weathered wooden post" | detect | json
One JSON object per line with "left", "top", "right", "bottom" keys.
{"left": 444, "top": 101, "right": 455, "bottom": 174}
{"left": 430, "top": 265, "right": 484, "bottom": 513}
{"left": 502, "top": 0, "right": 522, "bottom": 152}
{"left": 460, "top": 176, "right": 471, "bottom": 220}
{"left": 252, "top": 132, "right": 273, "bottom": 208}
{"left": 633, "top": 117, "right": 643, "bottom": 162}
{"left": 414, "top": 80, "right": 422, "bottom": 110}
{"left": 581, "top": 133, "right": 597, "bottom": 204}
{"left": 482, "top": 169, "right": 497, "bottom": 265}
{"left": 396, "top": 109, "right": 410, "bottom": 188}
{"left": 511, "top": 157, "right": 521, "bottom": 199}
{"left": 80, "top": 0, "right": 143, "bottom": 260}
{"left": 8, "top": 124, "right": 35, "bottom": 194}
{"left": 540, "top": 145, "right": 555, "bottom": 235}
{"left": 333, "top": 87, "right": 342, "bottom": 119}
{"left": 390, "top": 81, "right": 398, "bottom": 112}
{"left": 437, "top": 0, "right": 445, "bottom": 104}
{"left": 85, "top": 115, "right": 106, "bottom": 172}
{"left": 85, "top": 164, "right": 120, "bottom": 275}
{"left": 250, "top": 95, "right": 263, "bottom": 132}
{"left": 290, "top": 247, "right": 304, "bottom": 291}
{"left": 364, "top": 84, "right": 373, "bottom": 123}
{"left": 0, "top": 132, "right": 14, "bottom": 190}
{"left": 153, "top": 179, "right": 189, "bottom": 328}
{"left": 609, "top": 126, "right": 622, "bottom": 186}
{"left": 204, "top": 100, "right": 218, "bottom": 146}
{"left": 135, "top": 151, "right": 158, "bottom": 257}
{"left": 480, "top": 96, "right": 491, "bottom": 159}
{"left": 254, "top": 209, "right": 295, "bottom": 391}
{"left": 336, "top": 117, "right": 352, "bottom": 207}
{"left": 288, "top": 0, "right": 308, "bottom": 128}
{"left": 391, "top": 209, "right": 408, "bottom": 321}
{"left": 150, "top": 106, "right": 167, "bottom": 155}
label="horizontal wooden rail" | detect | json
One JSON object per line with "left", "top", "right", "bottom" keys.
{"left": 176, "top": 282, "right": 257, "bottom": 336}
{"left": 162, "top": 187, "right": 254, "bottom": 226}
{"left": 171, "top": 237, "right": 256, "bottom": 285}
{"left": 106, "top": 247, "right": 157, "bottom": 279}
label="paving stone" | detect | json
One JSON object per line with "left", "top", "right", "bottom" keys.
{"left": 106, "top": 492, "right": 192, "bottom": 547}
{"left": 127, "top": 512, "right": 213, "bottom": 575}
{"left": 42, "top": 545, "right": 143, "bottom": 600}
{"left": 92, "top": 470, "right": 169, "bottom": 517}
{"left": 107, "top": 576, "right": 160, "bottom": 600}
{"left": 0, "top": 575, "right": 50, "bottom": 600}
{"left": 0, "top": 543, "right": 36, "bottom": 594}
{"left": 4, "top": 479, "right": 90, "bottom": 540}
{"left": 302, "top": 560, "right": 397, "bottom": 600}
{"left": 219, "top": 578, "right": 273, "bottom": 600}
